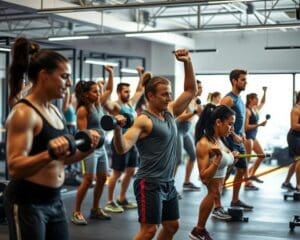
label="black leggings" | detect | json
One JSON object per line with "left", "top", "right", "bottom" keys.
{"left": 4, "top": 198, "right": 69, "bottom": 240}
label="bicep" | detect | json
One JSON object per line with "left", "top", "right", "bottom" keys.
{"left": 171, "top": 92, "right": 194, "bottom": 117}
{"left": 123, "top": 124, "right": 143, "bottom": 147}
{"left": 220, "top": 96, "right": 232, "bottom": 107}
{"left": 196, "top": 141, "right": 209, "bottom": 172}
{"left": 6, "top": 110, "right": 34, "bottom": 165}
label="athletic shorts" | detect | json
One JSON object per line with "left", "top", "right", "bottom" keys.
{"left": 82, "top": 147, "right": 109, "bottom": 174}
{"left": 287, "top": 129, "right": 300, "bottom": 158}
{"left": 111, "top": 141, "right": 139, "bottom": 171}
{"left": 133, "top": 179, "right": 179, "bottom": 224}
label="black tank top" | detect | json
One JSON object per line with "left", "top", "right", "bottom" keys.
{"left": 18, "top": 99, "right": 68, "bottom": 155}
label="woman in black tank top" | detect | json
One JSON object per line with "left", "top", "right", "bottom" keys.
{"left": 4, "top": 37, "right": 101, "bottom": 240}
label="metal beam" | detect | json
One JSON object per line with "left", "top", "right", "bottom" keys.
{"left": 37, "top": 0, "right": 264, "bottom": 13}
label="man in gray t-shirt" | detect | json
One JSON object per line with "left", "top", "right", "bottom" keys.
{"left": 113, "top": 49, "right": 196, "bottom": 240}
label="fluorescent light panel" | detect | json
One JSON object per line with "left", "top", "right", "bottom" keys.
{"left": 0, "top": 47, "right": 10, "bottom": 52}
{"left": 48, "top": 36, "right": 90, "bottom": 41}
{"left": 121, "top": 68, "right": 137, "bottom": 74}
{"left": 265, "top": 46, "right": 300, "bottom": 50}
{"left": 85, "top": 58, "right": 118, "bottom": 67}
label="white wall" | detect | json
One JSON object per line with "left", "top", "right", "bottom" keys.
{"left": 192, "top": 30, "right": 300, "bottom": 74}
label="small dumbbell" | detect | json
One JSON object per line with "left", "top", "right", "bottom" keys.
{"left": 48, "top": 129, "right": 104, "bottom": 159}
{"left": 265, "top": 114, "right": 271, "bottom": 120}
{"left": 100, "top": 113, "right": 134, "bottom": 131}
{"left": 195, "top": 98, "right": 201, "bottom": 105}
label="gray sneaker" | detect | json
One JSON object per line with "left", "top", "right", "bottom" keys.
{"left": 104, "top": 201, "right": 124, "bottom": 213}
{"left": 231, "top": 200, "right": 253, "bottom": 211}
{"left": 212, "top": 207, "right": 231, "bottom": 220}
{"left": 90, "top": 208, "right": 111, "bottom": 220}
{"left": 117, "top": 199, "right": 137, "bottom": 209}
{"left": 183, "top": 182, "right": 201, "bottom": 191}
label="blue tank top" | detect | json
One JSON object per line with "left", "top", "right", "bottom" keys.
{"left": 135, "top": 111, "right": 177, "bottom": 182}
{"left": 245, "top": 108, "right": 259, "bottom": 139}
{"left": 17, "top": 99, "right": 68, "bottom": 156}
{"left": 119, "top": 103, "right": 136, "bottom": 134}
{"left": 64, "top": 106, "right": 76, "bottom": 123}
{"left": 226, "top": 92, "right": 245, "bottom": 135}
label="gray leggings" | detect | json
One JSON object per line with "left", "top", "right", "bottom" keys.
{"left": 176, "top": 131, "right": 196, "bottom": 165}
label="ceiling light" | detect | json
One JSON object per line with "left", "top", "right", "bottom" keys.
{"left": 265, "top": 46, "right": 300, "bottom": 50}
{"left": 85, "top": 58, "right": 118, "bottom": 67}
{"left": 0, "top": 47, "right": 11, "bottom": 52}
{"left": 48, "top": 36, "right": 90, "bottom": 41}
{"left": 121, "top": 68, "right": 137, "bottom": 74}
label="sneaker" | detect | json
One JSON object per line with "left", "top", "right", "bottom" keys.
{"left": 183, "top": 182, "right": 201, "bottom": 191}
{"left": 281, "top": 182, "right": 296, "bottom": 192}
{"left": 117, "top": 199, "right": 137, "bottom": 209}
{"left": 211, "top": 207, "right": 231, "bottom": 220}
{"left": 249, "top": 176, "right": 264, "bottom": 183}
{"left": 189, "top": 227, "right": 213, "bottom": 240}
{"left": 90, "top": 208, "right": 111, "bottom": 220}
{"left": 71, "top": 211, "right": 88, "bottom": 225}
{"left": 104, "top": 202, "right": 124, "bottom": 213}
{"left": 244, "top": 184, "right": 259, "bottom": 191}
{"left": 231, "top": 200, "right": 253, "bottom": 211}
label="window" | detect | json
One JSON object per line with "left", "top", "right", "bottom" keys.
{"left": 196, "top": 74, "right": 294, "bottom": 150}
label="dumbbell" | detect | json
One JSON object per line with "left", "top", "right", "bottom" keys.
{"left": 237, "top": 153, "right": 271, "bottom": 158}
{"left": 101, "top": 113, "right": 134, "bottom": 131}
{"left": 265, "top": 114, "right": 271, "bottom": 120}
{"left": 48, "top": 129, "right": 104, "bottom": 159}
{"left": 195, "top": 98, "right": 201, "bottom": 105}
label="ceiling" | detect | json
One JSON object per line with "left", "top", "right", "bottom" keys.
{"left": 0, "top": 0, "right": 299, "bottom": 47}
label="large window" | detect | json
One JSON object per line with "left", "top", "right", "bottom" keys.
{"left": 196, "top": 74, "right": 294, "bottom": 150}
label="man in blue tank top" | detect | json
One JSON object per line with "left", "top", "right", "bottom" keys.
{"left": 221, "top": 69, "right": 254, "bottom": 211}
{"left": 105, "top": 66, "right": 145, "bottom": 213}
{"left": 113, "top": 49, "right": 196, "bottom": 240}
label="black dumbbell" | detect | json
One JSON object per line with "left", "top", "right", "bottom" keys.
{"left": 101, "top": 113, "right": 134, "bottom": 131}
{"left": 195, "top": 98, "right": 201, "bottom": 105}
{"left": 265, "top": 114, "right": 271, "bottom": 120}
{"left": 48, "top": 129, "right": 104, "bottom": 159}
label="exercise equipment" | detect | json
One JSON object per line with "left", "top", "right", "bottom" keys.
{"left": 225, "top": 165, "right": 283, "bottom": 188}
{"left": 265, "top": 114, "right": 271, "bottom": 120}
{"left": 227, "top": 207, "right": 249, "bottom": 222}
{"left": 195, "top": 98, "right": 201, "bottom": 105}
{"left": 284, "top": 191, "right": 300, "bottom": 201}
{"left": 48, "top": 129, "right": 104, "bottom": 159}
{"left": 237, "top": 153, "right": 271, "bottom": 158}
{"left": 289, "top": 215, "right": 300, "bottom": 231}
{"left": 101, "top": 113, "right": 134, "bottom": 131}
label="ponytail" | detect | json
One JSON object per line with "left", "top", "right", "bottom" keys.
{"left": 8, "top": 38, "right": 40, "bottom": 104}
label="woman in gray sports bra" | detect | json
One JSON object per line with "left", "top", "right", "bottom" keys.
{"left": 189, "top": 104, "right": 237, "bottom": 240}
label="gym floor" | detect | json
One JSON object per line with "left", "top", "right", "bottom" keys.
{"left": 0, "top": 163, "right": 299, "bottom": 240}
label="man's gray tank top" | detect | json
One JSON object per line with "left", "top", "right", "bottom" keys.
{"left": 135, "top": 110, "right": 177, "bottom": 183}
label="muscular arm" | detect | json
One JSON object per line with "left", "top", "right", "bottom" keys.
{"left": 169, "top": 50, "right": 197, "bottom": 117}
{"left": 129, "top": 66, "right": 145, "bottom": 107}
{"left": 220, "top": 95, "right": 233, "bottom": 108}
{"left": 100, "top": 65, "right": 114, "bottom": 105}
{"left": 197, "top": 138, "right": 219, "bottom": 184}
{"left": 113, "top": 115, "right": 149, "bottom": 154}
{"left": 6, "top": 107, "right": 53, "bottom": 179}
